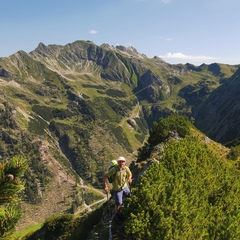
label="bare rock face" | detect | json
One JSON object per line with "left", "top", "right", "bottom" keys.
{"left": 0, "top": 66, "right": 12, "bottom": 78}
{"left": 193, "top": 67, "right": 240, "bottom": 144}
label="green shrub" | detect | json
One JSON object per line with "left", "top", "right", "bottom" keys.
{"left": 227, "top": 145, "right": 240, "bottom": 160}
{"left": 24, "top": 214, "right": 77, "bottom": 240}
{"left": 32, "top": 105, "right": 54, "bottom": 121}
{"left": 106, "top": 89, "right": 127, "bottom": 98}
{"left": 148, "top": 114, "right": 191, "bottom": 146}
{"left": 137, "top": 115, "right": 191, "bottom": 161}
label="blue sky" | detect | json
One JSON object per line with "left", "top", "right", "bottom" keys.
{"left": 1, "top": 0, "right": 239, "bottom": 65}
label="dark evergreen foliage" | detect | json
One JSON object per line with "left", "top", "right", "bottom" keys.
{"left": 148, "top": 115, "right": 190, "bottom": 146}
{"left": 24, "top": 206, "right": 105, "bottom": 240}
{"left": 138, "top": 115, "right": 191, "bottom": 161}
{"left": 227, "top": 145, "right": 240, "bottom": 160}
{"left": 0, "top": 156, "right": 27, "bottom": 239}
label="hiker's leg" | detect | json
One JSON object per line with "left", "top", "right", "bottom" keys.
{"left": 123, "top": 186, "right": 131, "bottom": 198}
{"left": 114, "top": 190, "right": 123, "bottom": 213}
{"left": 115, "top": 205, "right": 121, "bottom": 213}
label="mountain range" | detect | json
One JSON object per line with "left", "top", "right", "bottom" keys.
{"left": 0, "top": 40, "right": 240, "bottom": 232}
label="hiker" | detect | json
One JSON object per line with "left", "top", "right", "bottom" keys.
{"left": 103, "top": 156, "right": 132, "bottom": 214}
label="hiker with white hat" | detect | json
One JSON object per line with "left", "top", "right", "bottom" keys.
{"left": 103, "top": 156, "right": 132, "bottom": 214}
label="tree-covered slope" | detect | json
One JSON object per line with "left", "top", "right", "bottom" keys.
{"left": 125, "top": 135, "right": 240, "bottom": 239}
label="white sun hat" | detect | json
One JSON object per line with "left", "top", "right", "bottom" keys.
{"left": 117, "top": 156, "right": 126, "bottom": 162}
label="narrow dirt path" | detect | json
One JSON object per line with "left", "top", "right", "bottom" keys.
{"left": 119, "top": 102, "right": 140, "bottom": 127}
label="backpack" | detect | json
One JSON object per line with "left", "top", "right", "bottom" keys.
{"left": 108, "top": 160, "right": 118, "bottom": 183}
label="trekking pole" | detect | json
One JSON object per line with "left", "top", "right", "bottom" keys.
{"left": 109, "top": 219, "right": 112, "bottom": 240}
{"left": 109, "top": 210, "right": 117, "bottom": 240}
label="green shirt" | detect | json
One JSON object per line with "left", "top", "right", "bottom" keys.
{"left": 106, "top": 166, "right": 132, "bottom": 191}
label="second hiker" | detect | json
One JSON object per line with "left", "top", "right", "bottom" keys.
{"left": 103, "top": 156, "right": 132, "bottom": 214}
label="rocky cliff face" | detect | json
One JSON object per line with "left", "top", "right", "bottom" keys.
{"left": 193, "top": 67, "right": 240, "bottom": 144}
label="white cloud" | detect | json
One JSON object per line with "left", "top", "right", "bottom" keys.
{"left": 158, "top": 52, "right": 217, "bottom": 63}
{"left": 89, "top": 30, "right": 98, "bottom": 35}
{"left": 161, "top": 0, "right": 172, "bottom": 4}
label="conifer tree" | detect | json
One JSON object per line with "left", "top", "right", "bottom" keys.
{"left": 0, "top": 156, "right": 27, "bottom": 239}
{"left": 138, "top": 114, "right": 191, "bottom": 161}
{"left": 148, "top": 114, "right": 190, "bottom": 146}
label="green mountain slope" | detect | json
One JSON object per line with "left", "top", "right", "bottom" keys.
{"left": 23, "top": 115, "right": 238, "bottom": 240}
{"left": 0, "top": 40, "right": 239, "bottom": 232}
